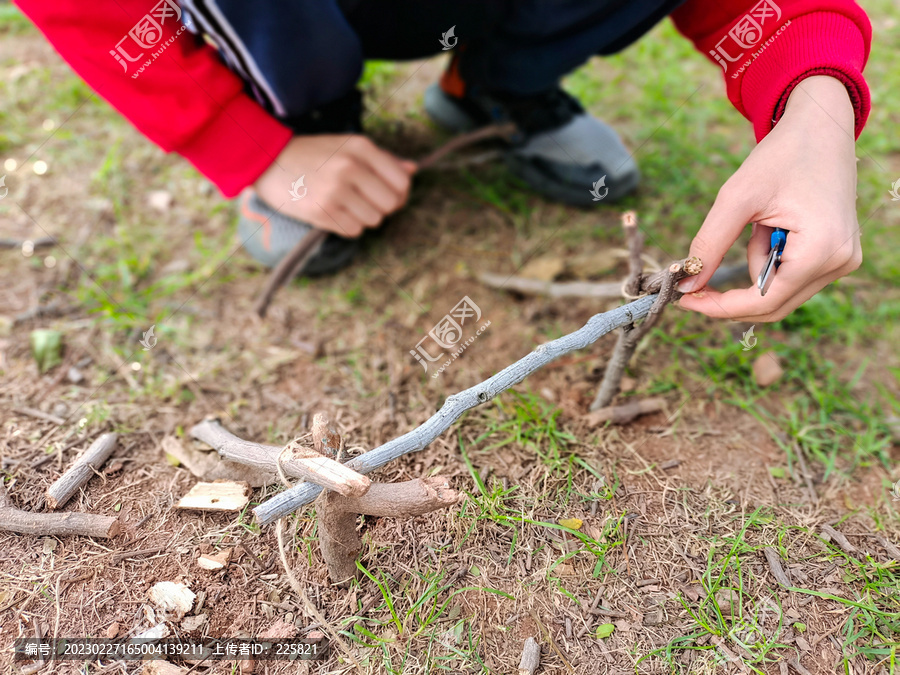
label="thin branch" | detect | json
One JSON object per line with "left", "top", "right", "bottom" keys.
{"left": 590, "top": 259, "right": 695, "bottom": 411}
{"left": 46, "top": 433, "right": 118, "bottom": 509}
{"left": 478, "top": 261, "right": 742, "bottom": 300}
{"left": 0, "top": 236, "right": 56, "bottom": 249}
{"left": 254, "top": 229, "right": 327, "bottom": 318}
{"left": 254, "top": 122, "right": 519, "bottom": 318}
{"left": 416, "top": 122, "right": 517, "bottom": 171}
{"left": 253, "top": 291, "right": 663, "bottom": 525}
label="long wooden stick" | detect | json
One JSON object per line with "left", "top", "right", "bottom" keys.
{"left": 1, "top": 482, "right": 121, "bottom": 538}
{"left": 254, "top": 292, "right": 660, "bottom": 525}
{"left": 253, "top": 123, "right": 519, "bottom": 318}
{"left": 46, "top": 432, "right": 118, "bottom": 509}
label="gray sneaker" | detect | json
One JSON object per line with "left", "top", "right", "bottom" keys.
{"left": 424, "top": 83, "right": 639, "bottom": 206}
{"left": 236, "top": 191, "right": 360, "bottom": 276}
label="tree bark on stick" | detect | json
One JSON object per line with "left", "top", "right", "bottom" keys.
{"left": 320, "top": 477, "right": 459, "bottom": 583}
{"left": 253, "top": 292, "right": 660, "bottom": 526}
{"left": 46, "top": 432, "right": 118, "bottom": 509}
{"left": 589, "top": 213, "right": 701, "bottom": 411}
{"left": 1, "top": 482, "right": 121, "bottom": 538}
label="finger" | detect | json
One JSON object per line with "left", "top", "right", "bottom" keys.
{"left": 677, "top": 182, "right": 757, "bottom": 293}
{"left": 746, "top": 222, "right": 772, "bottom": 287}
{"left": 341, "top": 190, "right": 383, "bottom": 228}
{"left": 347, "top": 139, "right": 412, "bottom": 196}
{"left": 678, "top": 265, "right": 834, "bottom": 321}
{"left": 724, "top": 272, "right": 837, "bottom": 322}
{"left": 314, "top": 201, "right": 365, "bottom": 238}
{"left": 348, "top": 167, "right": 405, "bottom": 214}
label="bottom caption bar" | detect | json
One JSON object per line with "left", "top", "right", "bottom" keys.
{"left": 14, "top": 638, "right": 327, "bottom": 661}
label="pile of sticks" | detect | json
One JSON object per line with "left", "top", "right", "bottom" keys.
{"left": 190, "top": 414, "right": 459, "bottom": 584}
{"left": 1, "top": 433, "right": 121, "bottom": 539}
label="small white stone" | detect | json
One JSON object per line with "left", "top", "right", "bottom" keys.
{"left": 33, "top": 160, "right": 48, "bottom": 175}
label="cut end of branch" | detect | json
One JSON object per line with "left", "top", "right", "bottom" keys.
{"left": 621, "top": 211, "right": 637, "bottom": 228}
{"left": 283, "top": 443, "right": 371, "bottom": 497}
{"left": 311, "top": 413, "right": 342, "bottom": 459}
{"left": 683, "top": 256, "right": 703, "bottom": 277}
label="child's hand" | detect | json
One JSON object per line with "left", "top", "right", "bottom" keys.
{"left": 677, "top": 76, "right": 862, "bottom": 322}
{"left": 253, "top": 135, "right": 417, "bottom": 237}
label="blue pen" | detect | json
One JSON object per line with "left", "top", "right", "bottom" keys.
{"left": 757, "top": 228, "right": 787, "bottom": 296}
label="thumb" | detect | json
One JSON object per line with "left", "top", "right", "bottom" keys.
{"left": 678, "top": 184, "right": 756, "bottom": 293}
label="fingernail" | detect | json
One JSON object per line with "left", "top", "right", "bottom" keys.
{"left": 678, "top": 278, "right": 698, "bottom": 293}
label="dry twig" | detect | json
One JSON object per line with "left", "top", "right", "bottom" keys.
{"left": 46, "top": 432, "right": 118, "bottom": 509}
{"left": 583, "top": 397, "right": 666, "bottom": 426}
{"left": 1, "top": 480, "right": 121, "bottom": 538}
{"left": 591, "top": 213, "right": 700, "bottom": 410}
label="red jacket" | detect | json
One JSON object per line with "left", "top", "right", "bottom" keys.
{"left": 14, "top": 0, "right": 871, "bottom": 198}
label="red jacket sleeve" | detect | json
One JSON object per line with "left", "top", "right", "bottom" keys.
{"left": 671, "top": 0, "right": 871, "bottom": 141}
{"left": 14, "top": 0, "right": 292, "bottom": 197}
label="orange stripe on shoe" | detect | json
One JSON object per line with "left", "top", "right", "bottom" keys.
{"left": 240, "top": 191, "right": 273, "bottom": 252}
{"left": 440, "top": 54, "right": 466, "bottom": 98}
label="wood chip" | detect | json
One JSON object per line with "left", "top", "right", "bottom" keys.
{"left": 149, "top": 582, "right": 195, "bottom": 619}
{"left": 176, "top": 481, "right": 250, "bottom": 511}
{"left": 763, "top": 546, "right": 793, "bottom": 587}
{"left": 820, "top": 524, "right": 856, "bottom": 555}
{"left": 787, "top": 656, "right": 812, "bottom": 675}
{"left": 876, "top": 535, "right": 900, "bottom": 560}
{"left": 141, "top": 660, "right": 188, "bottom": 675}
{"left": 518, "top": 637, "right": 541, "bottom": 675}
{"left": 197, "top": 548, "right": 232, "bottom": 571}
